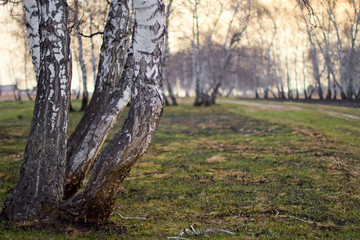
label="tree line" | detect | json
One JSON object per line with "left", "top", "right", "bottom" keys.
{"left": 4, "top": 0, "right": 359, "bottom": 106}
{"left": 161, "top": 0, "right": 360, "bottom": 104}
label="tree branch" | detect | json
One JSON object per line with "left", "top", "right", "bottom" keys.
{"left": 80, "top": 31, "right": 104, "bottom": 38}
{"left": 0, "top": 0, "right": 8, "bottom": 6}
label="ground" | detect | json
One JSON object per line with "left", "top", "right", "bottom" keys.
{"left": 0, "top": 98, "right": 360, "bottom": 239}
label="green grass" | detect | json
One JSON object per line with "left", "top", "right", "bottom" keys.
{"left": 0, "top": 98, "right": 360, "bottom": 239}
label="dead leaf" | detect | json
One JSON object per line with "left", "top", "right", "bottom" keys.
{"left": 206, "top": 155, "right": 226, "bottom": 163}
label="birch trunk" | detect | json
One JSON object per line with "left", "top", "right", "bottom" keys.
{"left": 301, "top": 7, "right": 323, "bottom": 100}
{"left": 192, "top": 0, "right": 202, "bottom": 106}
{"left": 209, "top": 0, "right": 250, "bottom": 105}
{"left": 183, "top": 53, "right": 190, "bottom": 97}
{"left": 294, "top": 50, "right": 299, "bottom": 99}
{"left": 61, "top": 0, "right": 165, "bottom": 223}
{"left": 64, "top": 50, "right": 133, "bottom": 199}
{"left": 1, "top": 0, "right": 71, "bottom": 221}
{"left": 24, "top": 0, "right": 40, "bottom": 80}
{"left": 285, "top": 55, "right": 292, "bottom": 99}
{"left": 302, "top": 51, "right": 308, "bottom": 99}
{"left": 162, "top": 0, "right": 177, "bottom": 106}
{"left": 89, "top": 14, "right": 97, "bottom": 87}
{"left": 24, "top": 38, "right": 33, "bottom": 101}
{"left": 65, "top": 0, "right": 132, "bottom": 198}
{"left": 327, "top": 5, "right": 350, "bottom": 99}
{"left": 74, "top": 0, "right": 89, "bottom": 111}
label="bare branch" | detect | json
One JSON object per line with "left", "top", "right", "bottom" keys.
{"left": 79, "top": 31, "right": 104, "bottom": 38}
{"left": 112, "top": 213, "right": 147, "bottom": 221}
{"left": 169, "top": 226, "right": 236, "bottom": 240}
{"left": 0, "top": 0, "right": 9, "bottom": 7}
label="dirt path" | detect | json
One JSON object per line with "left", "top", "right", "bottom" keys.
{"left": 321, "top": 111, "right": 360, "bottom": 120}
{"left": 219, "top": 99, "right": 302, "bottom": 111}
{"left": 220, "top": 99, "right": 360, "bottom": 120}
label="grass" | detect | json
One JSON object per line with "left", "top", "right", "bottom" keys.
{"left": 0, "top": 98, "right": 359, "bottom": 239}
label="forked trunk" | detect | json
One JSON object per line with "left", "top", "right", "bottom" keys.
{"left": 61, "top": 0, "right": 165, "bottom": 223}
{"left": 64, "top": 53, "right": 133, "bottom": 199}
{"left": 65, "top": 0, "right": 132, "bottom": 198}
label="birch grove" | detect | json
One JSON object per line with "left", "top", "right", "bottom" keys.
{"left": 5, "top": 0, "right": 360, "bottom": 102}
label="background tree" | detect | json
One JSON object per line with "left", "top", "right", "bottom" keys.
{"left": 73, "top": 0, "right": 89, "bottom": 111}
{"left": 162, "top": 0, "right": 178, "bottom": 106}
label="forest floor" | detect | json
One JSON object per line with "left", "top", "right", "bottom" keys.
{"left": 0, "top": 98, "right": 360, "bottom": 239}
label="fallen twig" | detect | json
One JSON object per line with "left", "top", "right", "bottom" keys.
{"left": 189, "top": 228, "right": 236, "bottom": 236}
{"left": 277, "top": 214, "right": 323, "bottom": 226}
{"left": 168, "top": 225, "right": 236, "bottom": 239}
{"left": 112, "top": 213, "right": 147, "bottom": 221}
{"left": 263, "top": 203, "right": 324, "bottom": 227}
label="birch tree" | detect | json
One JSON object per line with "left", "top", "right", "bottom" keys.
{"left": 301, "top": 4, "right": 324, "bottom": 100}
{"left": 207, "top": 0, "right": 251, "bottom": 105}
{"left": 190, "top": 0, "right": 251, "bottom": 106}
{"left": 162, "top": 0, "right": 177, "bottom": 105}
{"left": 2, "top": 0, "right": 72, "bottom": 221}
{"left": 328, "top": 0, "right": 360, "bottom": 99}
{"left": 1, "top": 0, "right": 165, "bottom": 224}
{"left": 73, "top": 0, "right": 89, "bottom": 111}
{"left": 190, "top": 0, "right": 202, "bottom": 106}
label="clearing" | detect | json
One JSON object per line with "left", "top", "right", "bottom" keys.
{"left": 0, "top": 98, "right": 359, "bottom": 239}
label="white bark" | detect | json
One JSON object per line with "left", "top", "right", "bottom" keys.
{"left": 2, "top": 0, "right": 71, "bottom": 221}
{"left": 65, "top": 0, "right": 133, "bottom": 198}
{"left": 62, "top": 0, "right": 165, "bottom": 223}
{"left": 74, "top": 0, "right": 89, "bottom": 110}
{"left": 89, "top": 13, "right": 97, "bottom": 84}
{"left": 162, "top": 0, "right": 177, "bottom": 105}
{"left": 25, "top": 0, "right": 40, "bottom": 80}
{"left": 192, "top": 0, "right": 202, "bottom": 105}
